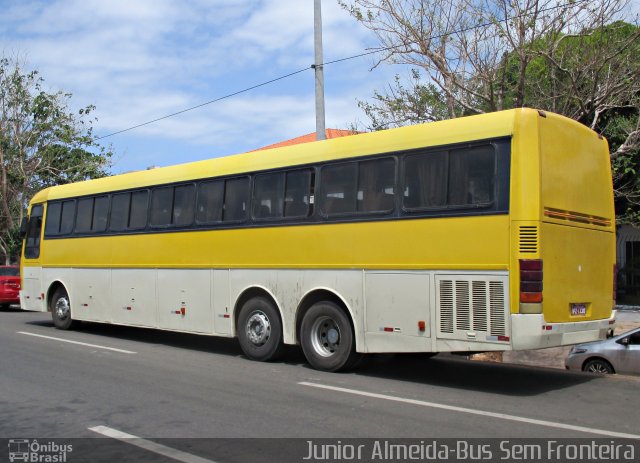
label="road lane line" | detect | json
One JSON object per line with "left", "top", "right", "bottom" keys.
{"left": 89, "top": 426, "right": 217, "bottom": 463}
{"left": 17, "top": 331, "right": 137, "bottom": 354}
{"left": 299, "top": 381, "right": 640, "bottom": 440}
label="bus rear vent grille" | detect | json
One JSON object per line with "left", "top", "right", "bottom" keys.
{"left": 519, "top": 226, "right": 538, "bottom": 254}
{"left": 437, "top": 277, "right": 508, "bottom": 340}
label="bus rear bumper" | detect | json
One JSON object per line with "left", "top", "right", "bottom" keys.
{"left": 510, "top": 311, "right": 616, "bottom": 351}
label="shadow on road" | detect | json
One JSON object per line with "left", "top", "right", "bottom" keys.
{"left": 23, "top": 317, "right": 599, "bottom": 397}
{"left": 351, "top": 352, "right": 599, "bottom": 397}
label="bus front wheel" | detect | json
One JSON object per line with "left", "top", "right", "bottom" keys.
{"left": 51, "top": 287, "right": 78, "bottom": 330}
{"left": 300, "top": 301, "right": 362, "bottom": 372}
{"left": 237, "top": 297, "right": 284, "bottom": 362}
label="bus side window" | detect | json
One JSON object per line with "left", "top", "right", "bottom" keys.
{"left": 75, "top": 198, "right": 94, "bottom": 233}
{"left": 44, "top": 202, "right": 62, "bottom": 236}
{"left": 448, "top": 146, "right": 495, "bottom": 206}
{"left": 110, "top": 193, "right": 130, "bottom": 231}
{"left": 129, "top": 190, "right": 149, "bottom": 229}
{"left": 196, "top": 180, "right": 224, "bottom": 223}
{"left": 358, "top": 157, "right": 395, "bottom": 213}
{"left": 284, "top": 169, "right": 312, "bottom": 218}
{"left": 253, "top": 172, "right": 284, "bottom": 219}
{"left": 150, "top": 187, "right": 174, "bottom": 227}
{"left": 223, "top": 177, "right": 249, "bottom": 222}
{"left": 320, "top": 163, "right": 357, "bottom": 216}
{"left": 403, "top": 151, "right": 448, "bottom": 210}
{"left": 59, "top": 200, "right": 76, "bottom": 234}
{"left": 173, "top": 184, "right": 195, "bottom": 227}
{"left": 24, "top": 204, "right": 44, "bottom": 259}
{"left": 92, "top": 196, "right": 110, "bottom": 232}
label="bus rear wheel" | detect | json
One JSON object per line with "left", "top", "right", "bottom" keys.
{"left": 300, "top": 301, "right": 362, "bottom": 372}
{"left": 237, "top": 297, "right": 284, "bottom": 362}
{"left": 51, "top": 287, "right": 79, "bottom": 330}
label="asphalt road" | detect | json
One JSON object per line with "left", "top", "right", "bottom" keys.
{"left": 1, "top": 308, "right": 639, "bottom": 462}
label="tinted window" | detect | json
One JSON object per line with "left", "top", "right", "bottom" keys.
{"left": 253, "top": 172, "right": 285, "bottom": 219}
{"left": 404, "top": 151, "right": 447, "bottom": 209}
{"left": 75, "top": 198, "right": 93, "bottom": 233}
{"left": 448, "top": 146, "right": 495, "bottom": 206}
{"left": 284, "top": 170, "right": 312, "bottom": 218}
{"left": 173, "top": 184, "right": 195, "bottom": 226}
{"left": 93, "top": 196, "right": 109, "bottom": 232}
{"left": 45, "top": 202, "right": 62, "bottom": 236}
{"left": 110, "top": 193, "right": 130, "bottom": 231}
{"left": 402, "top": 145, "right": 495, "bottom": 210}
{"left": 150, "top": 187, "right": 173, "bottom": 227}
{"left": 223, "top": 177, "right": 249, "bottom": 222}
{"left": 24, "top": 204, "right": 43, "bottom": 259}
{"left": 320, "top": 163, "right": 357, "bottom": 215}
{"left": 357, "top": 158, "right": 395, "bottom": 213}
{"left": 129, "top": 190, "right": 148, "bottom": 229}
{"left": 60, "top": 200, "right": 76, "bottom": 234}
{"left": 197, "top": 180, "right": 224, "bottom": 223}
{"left": 320, "top": 159, "right": 394, "bottom": 216}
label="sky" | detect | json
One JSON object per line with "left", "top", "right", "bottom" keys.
{"left": 0, "top": 0, "right": 397, "bottom": 174}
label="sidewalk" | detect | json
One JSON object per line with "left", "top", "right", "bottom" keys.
{"left": 501, "top": 308, "right": 640, "bottom": 370}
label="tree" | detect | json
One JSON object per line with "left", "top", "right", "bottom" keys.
{"left": 341, "top": 0, "right": 640, "bottom": 223}
{"left": 0, "top": 56, "right": 111, "bottom": 264}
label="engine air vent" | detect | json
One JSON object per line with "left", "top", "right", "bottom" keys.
{"left": 519, "top": 226, "right": 538, "bottom": 254}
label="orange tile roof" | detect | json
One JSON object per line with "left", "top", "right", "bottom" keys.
{"left": 253, "top": 129, "right": 358, "bottom": 151}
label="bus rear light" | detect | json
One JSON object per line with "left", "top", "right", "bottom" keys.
{"left": 520, "top": 259, "right": 542, "bottom": 271}
{"left": 520, "top": 270, "right": 542, "bottom": 281}
{"left": 520, "top": 281, "right": 542, "bottom": 292}
{"left": 520, "top": 292, "right": 543, "bottom": 303}
{"left": 519, "top": 259, "right": 543, "bottom": 304}
{"left": 418, "top": 320, "right": 426, "bottom": 332}
{"left": 497, "top": 335, "right": 510, "bottom": 342}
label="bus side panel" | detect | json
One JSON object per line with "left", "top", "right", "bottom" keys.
{"left": 541, "top": 223, "right": 615, "bottom": 323}
{"left": 72, "top": 268, "right": 112, "bottom": 322}
{"left": 21, "top": 266, "right": 45, "bottom": 312}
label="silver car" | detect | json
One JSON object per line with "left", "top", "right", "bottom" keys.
{"left": 565, "top": 327, "right": 640, "bottom": 375}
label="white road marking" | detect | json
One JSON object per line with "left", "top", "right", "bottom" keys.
{"left": 89, "top": 426, "right": 217, "bottom": 463}
{"left": 299, "top": 381, "right": 640, "bottom": 440}
{"left": 17, "top": 331, "right": 137, "bottom": 354}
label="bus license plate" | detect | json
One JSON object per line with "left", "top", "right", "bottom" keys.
{"left": 570, "top": 304, "right": 587, "bottom": 316}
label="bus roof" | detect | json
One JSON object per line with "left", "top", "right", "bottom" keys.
{"left": 29, "top": 108, "right": 586, "bottom": 203}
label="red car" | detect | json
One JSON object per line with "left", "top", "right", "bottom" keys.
{"left": 0, "top": 266, "right": 21, "bottom": 309}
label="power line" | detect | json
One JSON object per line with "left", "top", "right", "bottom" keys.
{"left": 97, "top": 0, "right": 588, "bottom": 140}
{"left": 97, "top": 67, "right": 309, "bottom": 139}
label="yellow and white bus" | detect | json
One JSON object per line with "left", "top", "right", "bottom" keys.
{"left": 20, "top": 108, "right": 616, "bottom": 371}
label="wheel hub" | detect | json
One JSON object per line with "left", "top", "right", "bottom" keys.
{"left": 55, "top": 297, "right": 70, "bottom": 320}
{"left": 246, "top": 311, "right": 271, "bottom": 346}
{"left": 311, "top": 316, "right": 341, "bottom": 357}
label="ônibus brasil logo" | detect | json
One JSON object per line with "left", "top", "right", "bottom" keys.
{"left": 8, "top": 439, "right": 73, "bottom": 462}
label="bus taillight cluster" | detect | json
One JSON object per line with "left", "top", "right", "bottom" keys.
{"left": 520, "top": 259, "right": 543, "bottom": 303}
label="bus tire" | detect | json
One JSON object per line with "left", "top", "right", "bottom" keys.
{"left": 51, "top": 287, "right": 79, "bottom": 330}
{"left": 237, "top": 296, "right": 284, "bottom": 362}
{"left": 300, "top": 301, "right": 362, "bottom": 372}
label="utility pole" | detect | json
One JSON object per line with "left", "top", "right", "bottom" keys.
{"left": 313, "top": 0, "right": 326, "bottom": 141}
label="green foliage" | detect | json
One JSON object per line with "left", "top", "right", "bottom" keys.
{"left": 355, "top": 71, "right": 451, "bottom": 130}
{"left": 0, "top": 56, "right": 112, "bottom": 263}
